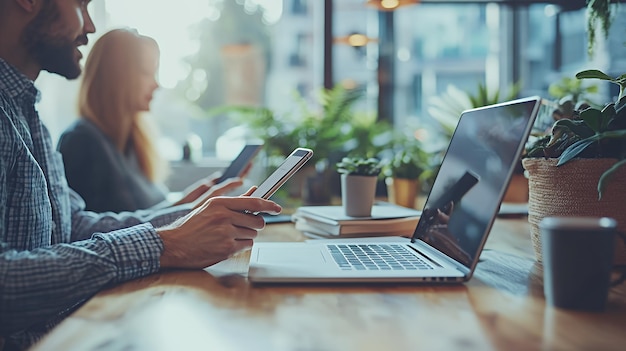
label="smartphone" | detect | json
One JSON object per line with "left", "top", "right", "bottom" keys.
{"left": 250, "top": 148, "right": 314, "bottom": 199}
{"left": 216, "top": 144, "right": 264, "bottom": 184}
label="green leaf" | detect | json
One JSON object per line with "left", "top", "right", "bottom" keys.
{"left": 551, "top": 118, "right": 595, "bottom": 138}
{"left": 580, "top": 107, "right": 603, "bottom": 133}
{"left": 598, "top": 159, "right": 626, "bottom": 200}
{"left": 557, "top": 138, "right": 598, "bottom": 165}
{"left": 600, "top": 103, "right": 616, "bottom": 131}
{"left": 336, "top": 156, "right": 382, "bottom": 176}
{"left": 576, "top": 69, "right": 614, "bottom": 81}
{"left": 597, "top": 129, "right": 626, "bottom": 139}
{"left": 617, "top": 96, "right": 626, "bottom": 112}
{"left": 492, "top": 89, "right": 500, "bottom": 105}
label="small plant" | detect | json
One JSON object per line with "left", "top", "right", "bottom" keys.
{"left": 336, "top": 157, "right": 383, "bottom": 176}
{"left": 525, "top": 69, "right": 626, "bottom": 199}
{"left": 529, "top": 76, "right": 598, "bottom": 136}
{"left": 548, "top": 75, "right": 599, "bottom": 104}
{"left": 547, "top": 75, "right": 598, "bottom": 119}
{"left": 382, "top": 148, "right": 429, "bottom": 180}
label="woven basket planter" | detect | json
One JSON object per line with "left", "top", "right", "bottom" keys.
{"left": 522, "top": 158, "right": 626, "bottom": 266}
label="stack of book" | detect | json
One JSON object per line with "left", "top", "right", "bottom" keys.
{"left": 291, "top": 203, "right": 421, "bottom": 239}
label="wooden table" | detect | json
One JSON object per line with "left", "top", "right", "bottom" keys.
{"left": 31, "top": 218, "right": 626, "bottom": 351}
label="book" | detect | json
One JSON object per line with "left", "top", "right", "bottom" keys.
{"left": 292, "top": 213, "right": 419, "bottom": 236}
{"left": 294, "top": 217, "right": 414, "bottom": 238}
{"left": 291, "top": 203, "right": 421, "bottom": 236}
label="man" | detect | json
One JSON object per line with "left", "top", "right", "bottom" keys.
{"left": 0, "top": 0, "right": 282, "bottom": 349}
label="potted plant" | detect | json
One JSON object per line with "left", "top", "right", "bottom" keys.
{"left": 336, "top": 157, "right": 383, "bottom": 217}
{"left": 212, "top": 83, "right": 392, "bottom": 204}
{"left": 213, "top": 84, "right": 365, "bottom": 165}
{"left": 382, "top": 144, "right": 429, "bottom": 209}
{"left": 523, "top": 69, "right": 626, "bottom": 265}
{"left": 544, "top": 75, "right": 598, "bottom": 125}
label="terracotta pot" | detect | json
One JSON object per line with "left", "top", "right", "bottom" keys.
{"left": 503, "top": 174, "right": 529, "bottom": 203}
{"left": 385, "top": 177, "right": 419, "bottom": 209}
{"left": 522, "top": 158, "right": 626, "bottom": 265}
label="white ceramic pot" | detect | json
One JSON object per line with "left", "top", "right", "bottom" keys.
{"left": 341, "top": 174, "right": 377, "bottom": 217}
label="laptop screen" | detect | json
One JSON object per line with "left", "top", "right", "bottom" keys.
{"left": 411, "top": 97, "right": 542, "bottom": 268}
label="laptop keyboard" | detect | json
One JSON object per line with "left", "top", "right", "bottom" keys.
{"left": 327, "top": 244, "right": 434, "bottom": 271}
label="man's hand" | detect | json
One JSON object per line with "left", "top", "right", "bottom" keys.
{"left": 157, "top": 189, "right": 281, "bottom": 269}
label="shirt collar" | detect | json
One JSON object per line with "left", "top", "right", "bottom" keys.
{"left": 0, "top": 58, "right": 41, "bottom": 104}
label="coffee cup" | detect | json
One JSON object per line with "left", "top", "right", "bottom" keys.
{"left": 540, "top": 217, "right": 620, "bottom": 311}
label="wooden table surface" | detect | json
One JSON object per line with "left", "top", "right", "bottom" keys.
{"left": 31, "top": 218, "right": 626, "bottom": 351}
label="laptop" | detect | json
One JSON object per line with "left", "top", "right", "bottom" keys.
{"left": 248, "top": 96, "right": 545, "bottom": 283}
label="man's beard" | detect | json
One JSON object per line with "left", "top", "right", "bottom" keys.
{"left": 22, "top": 1, "right": 84, "bottom": 79}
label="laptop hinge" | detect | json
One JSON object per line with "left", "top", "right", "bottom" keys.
{"left": 411, "top": 240, "right": 471, "bottom": 276}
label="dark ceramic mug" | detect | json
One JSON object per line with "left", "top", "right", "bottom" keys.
{"left": 540, "top": 217, "right": 626, "bottom": 312}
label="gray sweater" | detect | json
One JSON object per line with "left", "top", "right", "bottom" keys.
{"left": 57, "top": 119, "right": 167, "bottom": 213}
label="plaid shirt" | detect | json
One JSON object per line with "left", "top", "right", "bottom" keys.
{"left": 0, "top": 59, "right": 189, "bottom": 349}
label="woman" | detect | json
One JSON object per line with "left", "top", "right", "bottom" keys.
{"left": 58, "top": 28, "right": 240, "bottom": 212}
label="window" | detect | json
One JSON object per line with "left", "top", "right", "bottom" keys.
{"left": 36, "top": 0, "right": 324, "bottom": 162}
{"left": 34, "top": 1, "right": 625, "bottom": 165}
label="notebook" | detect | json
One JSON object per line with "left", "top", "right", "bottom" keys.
{"left": 248, "top": 96, "right": 545, "bottom": 283}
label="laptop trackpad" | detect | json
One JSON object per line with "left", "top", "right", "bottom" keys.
{"left": 256, "top": 246, "right": 326, "bottom": 265}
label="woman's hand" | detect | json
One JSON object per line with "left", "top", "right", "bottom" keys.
{"left": 172, "top": 172, "right": 244, "bottom": 208}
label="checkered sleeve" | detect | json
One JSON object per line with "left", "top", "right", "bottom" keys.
{"left": 0, "top": 223, "right": 163, "bottom": 336}
{"left": 69, "top": 188, "right": 191, "bottom": 241}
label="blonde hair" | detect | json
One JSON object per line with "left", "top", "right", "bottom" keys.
{"left": 78, "top": 28, "right": 168, "bottom": 182}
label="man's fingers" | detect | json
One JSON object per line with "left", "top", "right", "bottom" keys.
{"left": 233, "top": 239, "right": 254, "bottom": 254}
{"left": 225, "top": 196, "right": 280, "bottom": 215}
{"left": 233, "top": 225, "right": 260, "bottom": 240}
{"left": 233, "top": 211, "right": 266, "bottom": 231}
